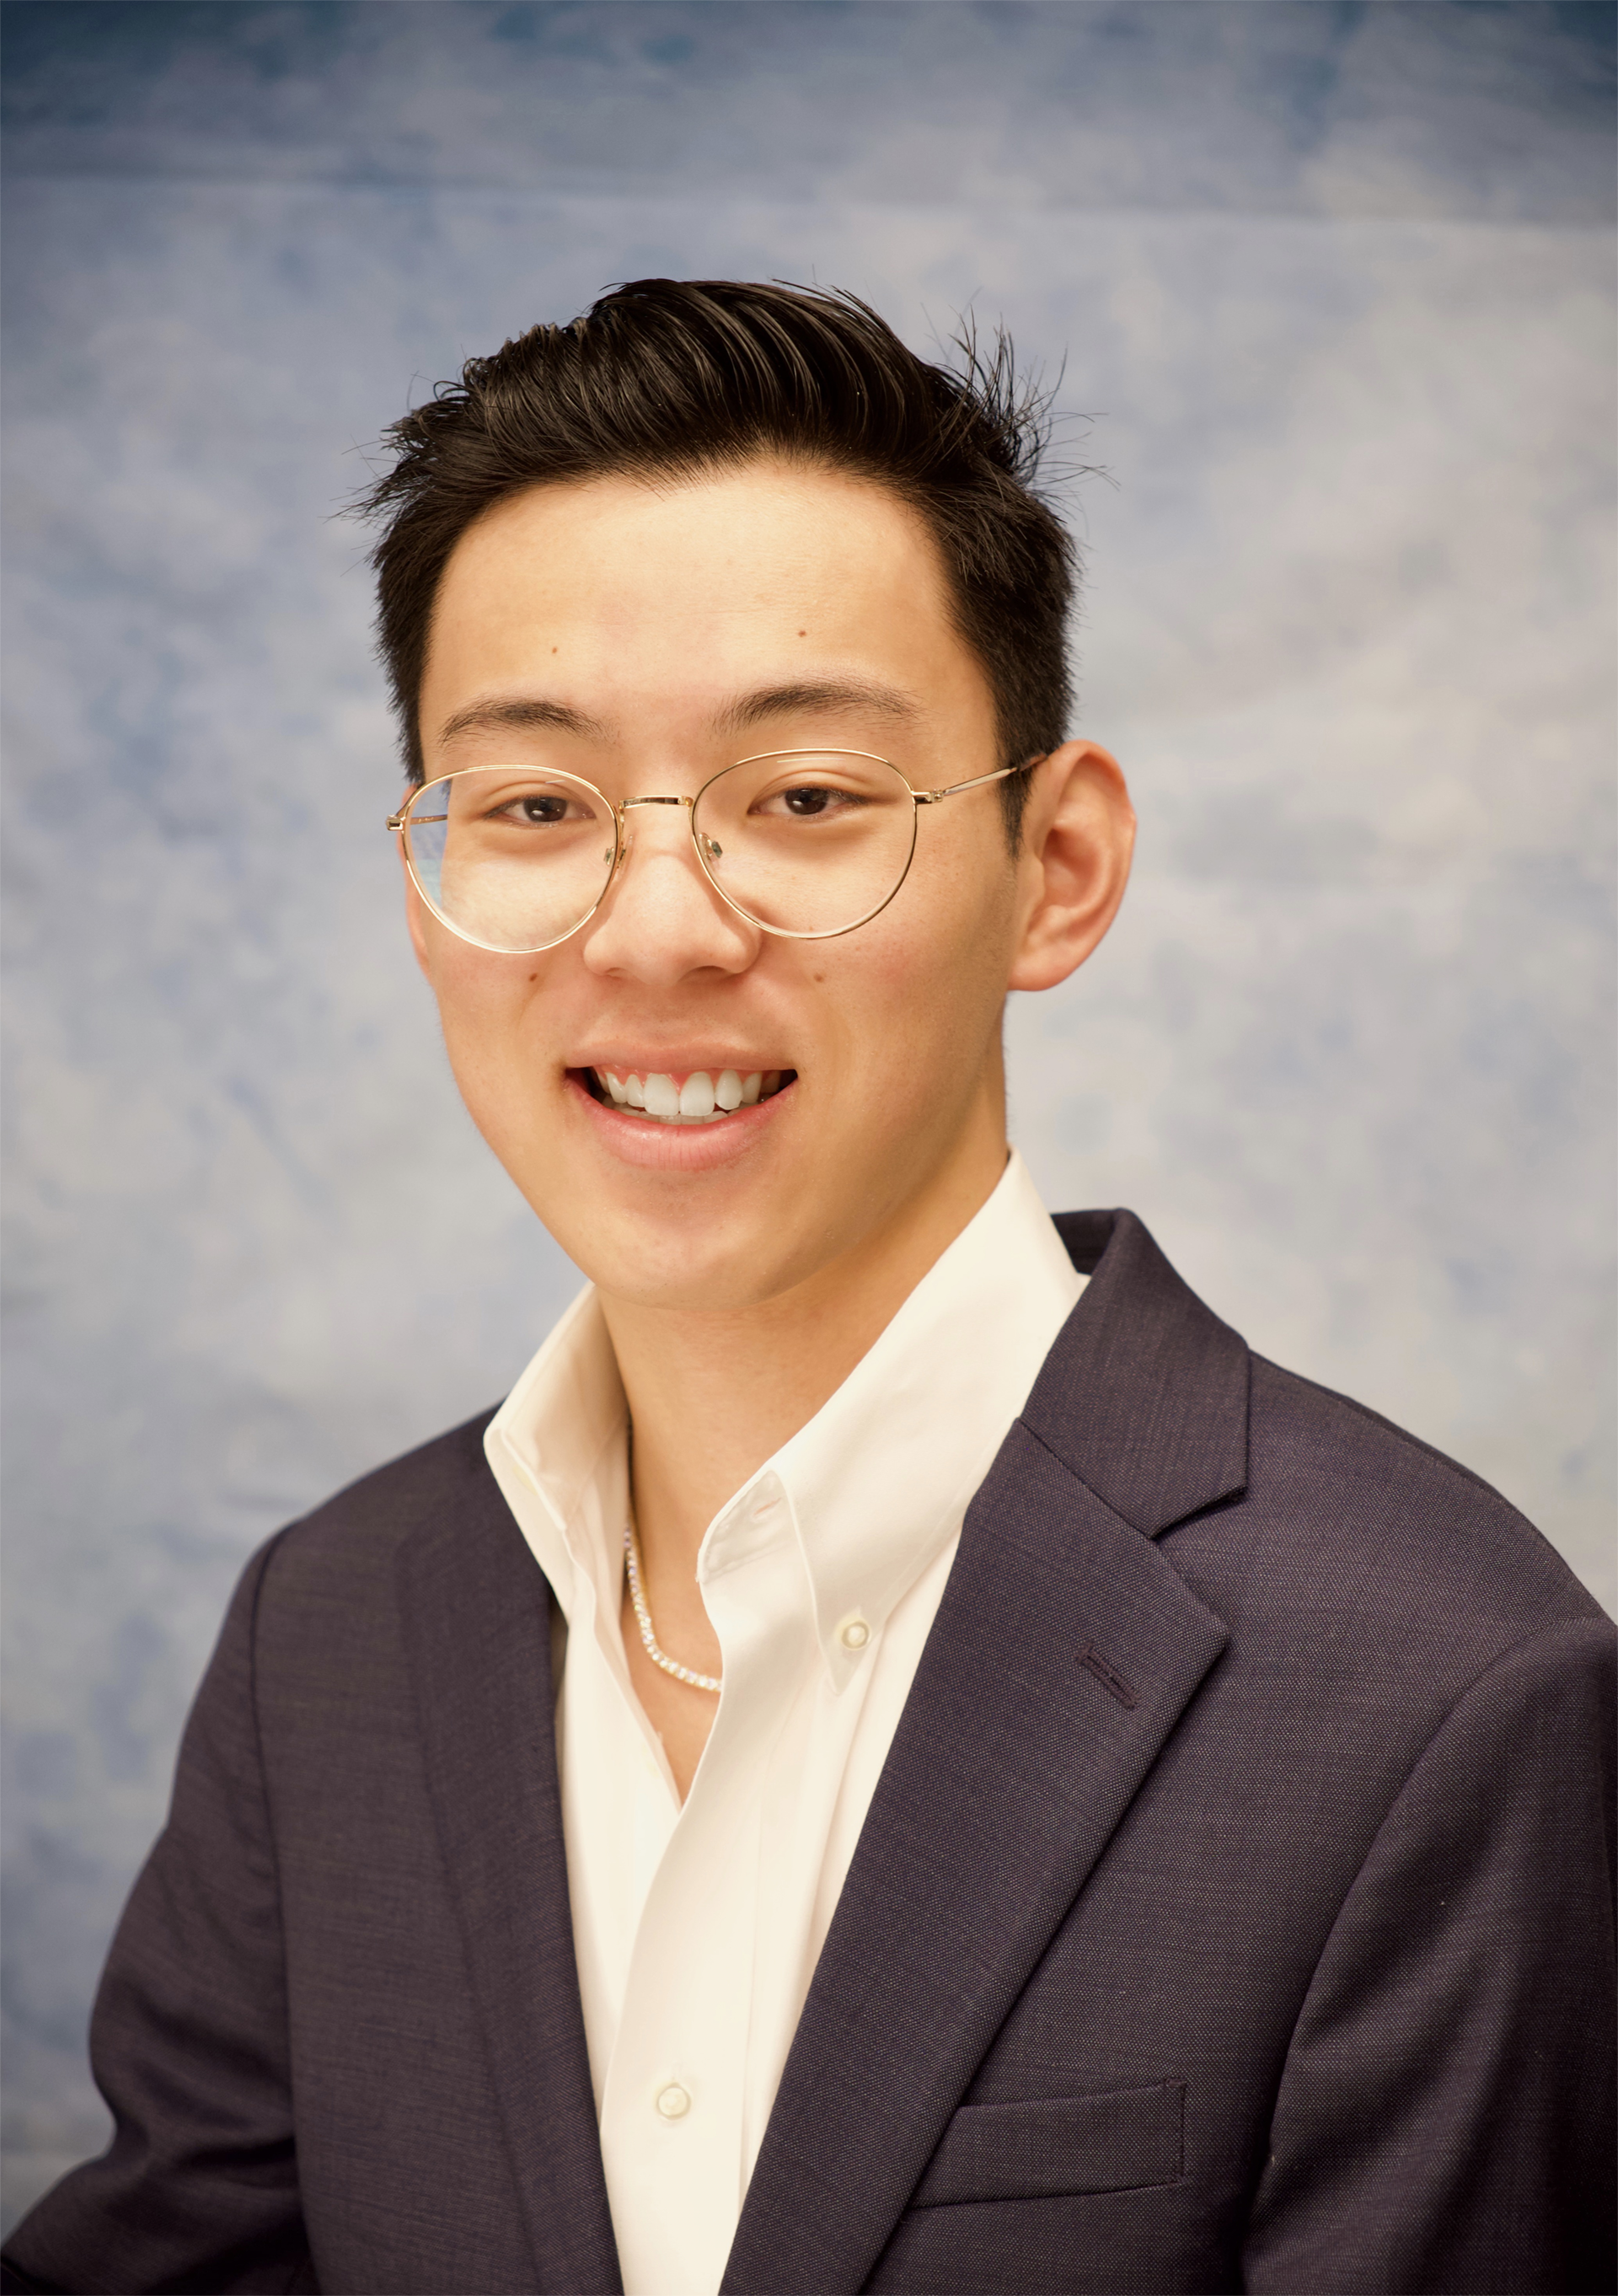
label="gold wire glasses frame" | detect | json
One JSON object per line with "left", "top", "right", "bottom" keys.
{"left": 387, "top": 748, "right": 1035, "bottom": 955}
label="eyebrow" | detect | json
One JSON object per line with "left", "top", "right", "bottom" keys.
{"left": 435, "top": 676, "right": 921, "bottom": 751}
{"left": 436, "top": 696, "right": 609, "bottom": 745}
{"left": 714, "top": 679, "right": 923, "bottom": 736}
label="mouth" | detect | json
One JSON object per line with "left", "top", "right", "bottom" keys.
{"left": 575, "top": 1066, "right": 796, "bottom": 1126}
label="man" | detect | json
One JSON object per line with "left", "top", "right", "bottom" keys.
{"left": 4, "top": 279, "right": 1612, "bottom": 2296}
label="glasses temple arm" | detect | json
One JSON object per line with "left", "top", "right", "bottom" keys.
{"left": 914, "top": 758, "right": 1040, "bottom": 806}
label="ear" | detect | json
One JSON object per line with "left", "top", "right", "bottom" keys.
{"left": 399, "top": 843, "right": 435, "bottom": 982}
{"left": 1006, "top": 740, "right": 1135, "bottom": 994}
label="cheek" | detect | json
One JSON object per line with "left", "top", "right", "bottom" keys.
{"left": 831, "top": 874, "right": 1014, "bottom": 1084}
{"left": 892, "top": 841, "right": 1017, "bottom": 1003}
{"left": 423, "top": 940, "right": 549, "bottom": 1096}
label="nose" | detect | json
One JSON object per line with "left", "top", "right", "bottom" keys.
{"left": 580, "top": 802, "right": 759, "bottom": 985}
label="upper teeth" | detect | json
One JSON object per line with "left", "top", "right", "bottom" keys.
{"left": 596, "top": 1069, "right": 775, "bottom": 1124}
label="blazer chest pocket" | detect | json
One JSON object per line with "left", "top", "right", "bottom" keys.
{"left": 909, "top": 2079, "right": 1185, "bottom": 2208}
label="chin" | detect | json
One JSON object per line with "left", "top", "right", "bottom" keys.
{"left": 542, "top": 1187, "right": 824, "bottom": 1316}
{"left": 595, "top": 1243, "right": 799, "bottom": 1317}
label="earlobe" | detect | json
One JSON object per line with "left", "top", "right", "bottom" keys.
{"left": 1006, "top": 740, "right": 1135, "bottom": 995}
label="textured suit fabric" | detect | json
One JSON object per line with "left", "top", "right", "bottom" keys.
{"left": 5, "top": 1210, "right": 1613, "bottom": 2296}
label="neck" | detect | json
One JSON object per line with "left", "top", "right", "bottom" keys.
{"left": 598, "top": 1112, "right": 1010, "bottom": 1586}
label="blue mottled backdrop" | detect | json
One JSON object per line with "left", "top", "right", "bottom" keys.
{"left": 3, "top": 0, "right": 1613, "bottom": 2226}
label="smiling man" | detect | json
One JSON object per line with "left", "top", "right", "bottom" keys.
{"left": 5, "top": 281, "right": 1612, "bottom": 2296}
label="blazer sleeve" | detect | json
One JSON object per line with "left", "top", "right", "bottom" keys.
{"left": 1242, "top": 1613, "right": 1616, "bottom": 2296}
{"left": 2, "top": 1532, "right": 316, "bottom": 2296}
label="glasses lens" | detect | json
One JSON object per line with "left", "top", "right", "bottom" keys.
{"left": 403, "top": 767, "right": 616, "bottom": 953}
{"left": 693, "top": 753, "right": 917, "bottom": 936}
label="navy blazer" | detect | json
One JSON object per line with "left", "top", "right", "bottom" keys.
{"left": 5, "top": 1210, "right": 1614, "bottom": 2294}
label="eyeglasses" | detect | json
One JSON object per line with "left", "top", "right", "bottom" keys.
{"left": 387, "top": 749, "right": 1031, "bottom": 953}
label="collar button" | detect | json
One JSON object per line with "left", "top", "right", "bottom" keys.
{"left": 838, "top": 1614, "right": 871, "bottom": 1653}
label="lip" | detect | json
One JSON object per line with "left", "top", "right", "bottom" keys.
{"left": 566, "top": 1069, "right": 796, "bottom": 1171}
{"left": 569, "top": 1054, "right": 793, "bottom": 1085}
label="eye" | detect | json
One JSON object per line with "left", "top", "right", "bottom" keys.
{"left": 490, "top": 791, "right": 584, "bottom": 827}
{"left": 755, "top": 783, "right": 864, "bottom": 821}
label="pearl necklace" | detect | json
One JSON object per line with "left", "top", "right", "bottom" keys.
{"left": 623, "top": 1525, "right": 722, "bottom": 1694}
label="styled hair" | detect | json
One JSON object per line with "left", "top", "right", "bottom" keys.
{"left": 357, "top": 278, "right": 1075, "bottom": 843}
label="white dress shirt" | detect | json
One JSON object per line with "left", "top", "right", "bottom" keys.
{"left": 484, "top": 1151, "right": 1085, "bottom": 2296}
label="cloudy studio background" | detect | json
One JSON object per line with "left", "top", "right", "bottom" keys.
{"left": 3, "top": 0, "right": 1614, "bottom": 2227}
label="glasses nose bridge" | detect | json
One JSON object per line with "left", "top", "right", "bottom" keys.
{"left": 609, "top": 790, "right": 713, "bottom": 898}
{"left": 613, "top": 791, "right": 697, "bottom": 850}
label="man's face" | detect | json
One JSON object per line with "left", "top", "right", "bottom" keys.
{"left": 409, "top": 459, "right": 1039, "bottom": 1315}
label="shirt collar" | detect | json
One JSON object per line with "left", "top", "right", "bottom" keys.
{"left": 485, "top": 1282, "right": 626, "bottom": 1636}
{"left": 713, "top": 1151, "right": 1084, "bottom": 1687}
{"left": 485, "top": 1151, "right": 1085, "bottom": 1688}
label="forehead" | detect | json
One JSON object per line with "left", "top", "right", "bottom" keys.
{"left": 418, "top": 459, "right": 994, "bottom": 753}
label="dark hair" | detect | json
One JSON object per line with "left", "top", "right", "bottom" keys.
{"left": 357, "top": 279, "right": 1075, "bottom": 845}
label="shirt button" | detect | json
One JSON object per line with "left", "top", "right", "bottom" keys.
{"left": 656, "top": 2083, "right": 692, "bottom": 2121}
{"left": 838, "top": 1615, "right": 871, "bottom": 1652}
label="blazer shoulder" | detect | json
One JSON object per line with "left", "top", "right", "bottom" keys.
{"left": 257, "top": 1406, "right": 509, "bottom": 1607}
{"left": 1235, "top": 1349, "right": 1608, "bottom": 1639}
{"left": 1038, "top": 1209, "right": 1605, "bottom": 1648}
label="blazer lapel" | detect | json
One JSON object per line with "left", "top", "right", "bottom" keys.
{"left": 723, "top": 1210, "right": 1247, "bottom": 2295}
{"left": 396, "top": 1461, "right": 623, "bottom": 2296}
{"left": 1036, "top": 1208, "right": 1251, "bottom": 1534}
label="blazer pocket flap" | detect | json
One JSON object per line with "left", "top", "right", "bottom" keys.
{"left": 910, "top": 2080, "right": 1185, "bottom": 2207}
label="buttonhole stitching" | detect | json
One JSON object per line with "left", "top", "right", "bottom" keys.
{"left": 1079, "top": 1644, "right": 1138, "bottom": 1708}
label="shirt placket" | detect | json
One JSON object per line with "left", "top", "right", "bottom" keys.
{"left": 600, "top": 1481, "right": 810, "bottom": 2296}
